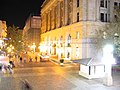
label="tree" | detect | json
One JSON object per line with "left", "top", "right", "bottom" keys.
{"left": 95, "top": 7, "right": 120, "bottom": 58}
{"left": 6, "top": 25, "right": 23, "bottom": 56}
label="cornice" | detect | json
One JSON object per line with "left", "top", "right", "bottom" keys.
{"left": 41, "top": 0, "right": 62, "bottom": 14}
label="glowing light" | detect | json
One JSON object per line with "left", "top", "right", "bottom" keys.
{"left": 102, "top": 44, "right": 116, "bottom": 64}
{"left": 39, "top": 45, "right": 47, "bottom": 52}
{"left": 7, "top": 45, "right": 14, "bottom": 53}
{"left": 31, "top": 43, "right": 36, "bottom": 52}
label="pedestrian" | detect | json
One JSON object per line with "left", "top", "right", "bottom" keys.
{"left": 29, "top": 57, "right": 32, "bottom": 62}
{"left": 35, "top": 56, "right": 37, "bottom": 62}
{"left": 24, "top": 57, "right": 27, "bottom": 63}
{"left": 2, "top": 64, "right": 7, "bottom": 73}
{"left": 7, "top": 63, "right": 14, "bottom": 74}
{"left": 9, "top": 61, "right": 15, "bottom": 68}
{"left": 40, "top": 56, "right": 42, "bottom": 62}
{"left": 20, "top": 57, "right": 22, "bottom": 63}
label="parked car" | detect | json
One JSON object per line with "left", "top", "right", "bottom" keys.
{"left": 40, "top": 55, "right": 49, "bottom": 62}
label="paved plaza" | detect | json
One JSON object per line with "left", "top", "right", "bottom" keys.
{"left": 0, "top": 61, "right": 120, "bottom": 90}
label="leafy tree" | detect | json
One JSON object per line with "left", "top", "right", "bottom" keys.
{"left": 6, "top": 25, "right": 23, "bottom": 56}
{"left": 95, "top": 7, "right": 120, "bottom": 57}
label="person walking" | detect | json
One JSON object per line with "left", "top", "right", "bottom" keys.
{"left": 29, "top": 57, "right": 32, "bottom": 62}
{"left": 20, "top": 57, "right": 22, "bottom": 63}
{"left": 35, "top": 56, "right": 37, "bottom": 62}
{"left": 24, "top": 57, "right": 27, "bottom": 63}
{"left": 40, "top": 56, "right": 42, "bottom": 62}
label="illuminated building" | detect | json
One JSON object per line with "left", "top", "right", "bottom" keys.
{"left": 40, "top": 0, "right": 120, "bottom": 60}
{"left": 23, "top": 15, "right": 40, "bottom": 51}
{"left": 0, "top": 20, "right": 7, "bottom": 48}
{"left": 0, "top": 20, "right": 7, "bottom": 38}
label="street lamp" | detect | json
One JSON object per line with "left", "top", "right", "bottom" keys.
{"left": 103, "top": 31, "right": 107, "bottom": 39}
{"left": 31, "top": 43, "right": 36, "bottom": 52}
{"left": 31, "top": 43, "right": 36, "bottom": 61}
{"left": 114, "top": 33, "right": 119, "bottom": 45}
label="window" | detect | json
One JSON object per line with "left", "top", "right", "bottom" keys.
{"left": 76, "top": 47, "right": 80, "bottom": 57}
{"left": 60, "top": 36, "right": 63, "bottom": 47}
{"left": 100, "top": 0, "right": 104, "bottom": 7}
{"left": 119, "top": 3, "right": 120, "bottom": 9}
{"left": 54, "top": 6, "right": 57, "bottom": 28}
{"left": 114, "top": 15, "right": 118, "bottom": 21}
{"left": 77, "top": 12, "right": 79, "bottom": 22}
{"left": 67, "top": 34, "right": 71, "bottom": 47}
{"left": 67, "top": 0, "right": 72, "bottom": 25}
{"left": 105, "top": 14, "right": 107, "bottom": 22}
{"left": 67, "top": 52, "right": 70, "bottom": 58}
{"left": 68, "top": 18, "right": 71, "bottom": 25}
{"left": 105, "top": 0, "right": 107, "bottom": 8}
{"left": 114, "top": 2, "right": 118, "bottom": 9}
{"left": 76, "top": 32, "right": 79, "bottom": 39}
{"left": 100, "top": 13, "right": 104, "bottom": 22}
{"left": 114, "top": 2, "right": 118, "bottom": 6}
{"left": 49, "top": 11, "right": 51, "bottom": 30}
{"left": 46, "top": 13, "right": 48, "bottom": 32}
{"left": 77, "top": 0, "right": 79, "bottom": 7}
{"left": 60, "top": 1, "right": 64, "bottom": 27}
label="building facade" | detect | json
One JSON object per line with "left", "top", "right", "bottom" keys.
{"left": 40, "top": 0, "right": 120, "bottom": 60}
{"left": 0, "top": 20, "right": 7, "bottom": 48}
{"left": 23, "top": 15, "right": 40, "bottom": 52}
{"left": 0, "top": 20, "right": 7, "bottom": 39}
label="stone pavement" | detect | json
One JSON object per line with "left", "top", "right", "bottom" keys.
{"left": 0, "top": 61, "right": 120, "bottom": 90}
{"left": 50, "top": 60, "right": 120, "bottom": 90}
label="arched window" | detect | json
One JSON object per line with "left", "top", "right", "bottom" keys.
{"left": 60, "top": 36, "right": 63, "bottom": 47}
{"left": 76, "top": 31, "right": 79, "bottom": 39}
{"left": 67, "top": 34, "right": 71, "bottom": 47}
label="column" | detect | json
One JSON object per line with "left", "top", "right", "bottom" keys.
{"left": 64, "top": 0, "right": 68, "bottom": 25}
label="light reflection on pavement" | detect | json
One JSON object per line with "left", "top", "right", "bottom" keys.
{"left": 0, "top": 61, "right": 120, "bottom": 90}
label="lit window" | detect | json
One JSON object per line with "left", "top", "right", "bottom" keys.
{"left": 67, "top": 34, "right": 71, "bottom": 47}
{"left": 76, "top": 32, "right": 79, "bottom": 39}
{"left": 76, "top": 47, "right": 80, "bottom": 57}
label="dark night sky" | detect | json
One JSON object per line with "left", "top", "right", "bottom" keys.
{"left": 0, "top": 0, "right": 45, "bottom": 29}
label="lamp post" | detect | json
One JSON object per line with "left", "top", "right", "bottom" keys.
{"left": 102, "top": 44, "right": 115, "bottom": 86}
{"left": 31, "top": 43, "right": 36, "bottom": 52}
{"left": 114, "top": 33, "right": 119, "bottom": 55}
{"left": 31, "top": 43, "right": 36, "bottom": 61}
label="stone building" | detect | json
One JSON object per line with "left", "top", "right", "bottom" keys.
{"left": 40, "top": 0, "right": 120, "bottom": 61}
{"left": 23, "top": 15, "right": 40, "bottom": 52}
{"left": 0, "top": 20, "right": 7, "bottom": 48}
{"left": 0, "top": 20, "right": 7, "bottom": 39}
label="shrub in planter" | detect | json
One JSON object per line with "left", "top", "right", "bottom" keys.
{"left": 60, "top": 59, "right": 64, "bottom": 63}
